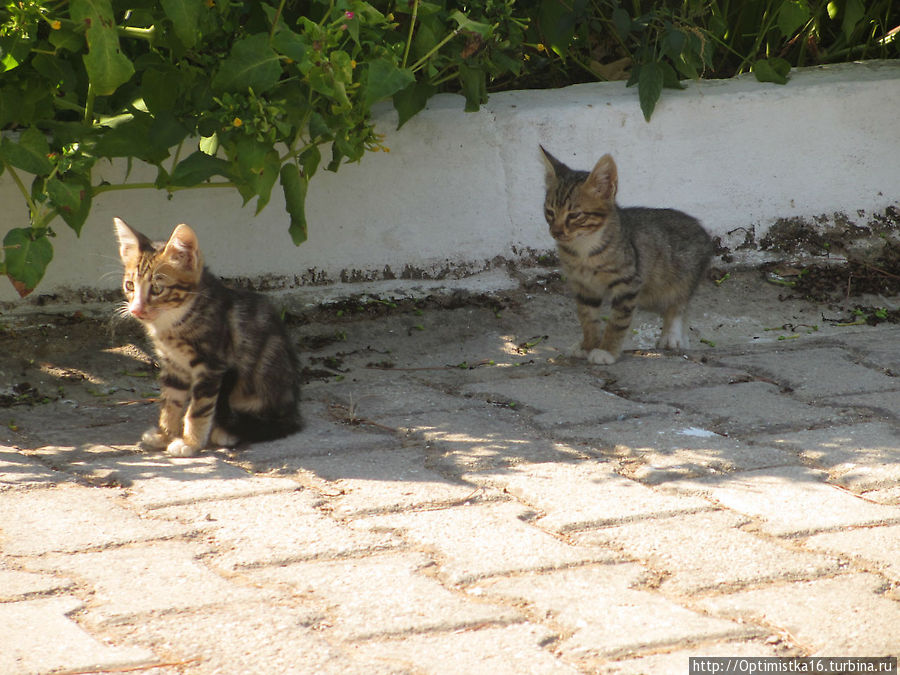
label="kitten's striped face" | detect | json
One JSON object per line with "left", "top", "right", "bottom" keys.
{"left": 114, "top": 218, "right": 202, "bottom": 323}
{"left": 541, "top": 148, "right": 618, "bottom": 243}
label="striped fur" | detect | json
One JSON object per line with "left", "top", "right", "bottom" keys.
{"left": 114, "top": 218, "right": 300, "bottom": 457}
{"left": 541, "top": 148, "right": 712, "bottom": 364}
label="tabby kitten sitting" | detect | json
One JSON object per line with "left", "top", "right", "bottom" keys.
{"left": 114, "top": 218, "right": 300, "bottom": 457}
{"left": 541, "top": 148, "right": 712, "bottom": 364}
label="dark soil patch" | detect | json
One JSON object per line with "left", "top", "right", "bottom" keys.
{"left": 764, "top": 241, "right": 900, "bottom": 324}
{"left": 285, "top": 290, "right": 516, "bottom": 325}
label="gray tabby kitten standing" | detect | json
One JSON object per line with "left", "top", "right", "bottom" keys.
{"left": 114, "top": 218, "right": 300, "bottom": 457}
{"left": 541, "top": 147, "right": 712, "bottom": 364}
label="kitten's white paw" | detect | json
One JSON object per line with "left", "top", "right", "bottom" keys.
{"left": 587, "top": 348, "right": 617, "bottom": 365}
{"left": 141, "top": 428, "right": 169, "bottom": 450}
{"left": 657, "top": 332, "right": 686, "bottom": 350}
{"left": 166, "top": 438, "right": 200, "bottom": 457}
{"left": 209, "top": 427, "right": 239, "bottom": 448}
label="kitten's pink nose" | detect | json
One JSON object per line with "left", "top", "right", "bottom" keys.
{"left": 130, "top": 304, "right": 149, "bottom": 319}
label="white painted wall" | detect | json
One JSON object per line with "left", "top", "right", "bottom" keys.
{"left": 2, "top": 60, "right": 899, "bottom": 304}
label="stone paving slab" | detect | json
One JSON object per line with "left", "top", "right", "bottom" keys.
{"left": 0, "top": 567, "right": 73, "bottom": 601}
{"left": 822, "top": 390, "right": 900, "bottom": 423}
{"left": 863, "top": 485, "right": 900, "bottom": 505}
{"left": 667, "top": 465, "right": 900, "bottom": 536}
{"left": 836, "top": 327, "right": 900, "bottom": 372}
{"left": 717, "top": 347, "right": 899, "bottom": 401}
{"left": 0, "top": 446, "right": 66, "bottom": 489}
{"left": 246, "top": 551, "right": 521, "bottom": 639}
{"left": 294, "top": 447, "right": 489, "bottom": 517}
{"left": 378, "top": 409, "right": 586, "bottom": 473}
{"left": 29, "top": 540, "right": 265, "bottom": 625}
{"left": 640, "top": 381, "right": 852, "bottom": 436}
{"left": 754, "top": 422, "right": 900, "bottom": 491}
{"left": 0, "top": 596, "right": 155, "bottom": 674}
{"left": 104, "top": 601, "right": 373, "bottom": 675}
{"left": 555, "top": 416, "right": 801, "bottom": 483}
{"left": 70, "top": 453, "right": 300, "bottom": 509}
{"left": 696, "top": 574, "right": 900, "bottom": 656}
{"left": 597, "top": 639, "right": 789, "bottom": 675}
{"left": 150, "top": 490, "right": 404, "bottom": 569}
{"left": 460, "top": 374, "right": 675, "bottom": 427}
{"left": 477, "top": 564, "right": 757, "bottom": 660}
{"left": 463, "top": 460, "right": 713, "bottom": 532}
{"left": 802, "top": 524, "right": 900, "bottom": 583}
{"left": 352, "top": 500, "right": 616, "bottom": 584}
{"left": 353, "top": 623, "right": 578, "bottom": 674}
{"left": 325, "top": 378, "right": 487, "bottom": 419}
{"left": 586, "top": 352, "right": 752, "bottom": 395}
{"left": 574, "top": 510, "right": 841, "bottom": 594}
{"left": 232, "top": 401, "right": 398, "bottom": 472}
{"left": 0, "top": 483, "right": 190, "bottom": 556}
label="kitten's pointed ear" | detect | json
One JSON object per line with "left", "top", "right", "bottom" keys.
{"left": 540, "top": 146, "right": 567, "bottom": 185}
{"left": 585, "top": 154, "right": 618, "bottom": 201}
{"left": 163, "top": 224, "right": 202, "bottom": 272}
{"left": 114, "top": 217, "right": 147, "bottom": 265}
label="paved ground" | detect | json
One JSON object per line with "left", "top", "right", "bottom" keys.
{"left": 1, "top": 268, "right": 899, "bottom": 674}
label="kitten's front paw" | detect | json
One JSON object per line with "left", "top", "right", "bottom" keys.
{"left": 166, "top": 438, "right": 201, "bottom": 457}
{"left": 657, "top": 332, "right": 686, "bottom": 350}
{"left": 587, "top": 348, "right": 618, "bottom": 365}
{"left": 140, "top": 428, "right": 169, "bottom": 450}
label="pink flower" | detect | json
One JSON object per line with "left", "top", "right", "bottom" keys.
{"left": 345, "top": 11, "right": 354, "bottom": 19}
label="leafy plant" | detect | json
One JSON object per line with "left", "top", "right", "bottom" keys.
{"left": 520, "top": 0, "right": 898, "bottom": 120}
{"left": 0, "top": 0, "right": 528, "bottom": 296}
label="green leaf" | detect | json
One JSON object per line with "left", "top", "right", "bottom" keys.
{"left": 0, "top": 127, "right": 53, "bottom": 175}
{"left": 0, "top": 34, "right": 32, "bottom": 73}
{"left": 3, "top": 228, "right": 54, "bottom": 298}
{"left": 365, "top": 59, "right": 415, "bottom": 107}
{"left": 46, "top": 175, "right": 92, "bottom": 235}
{"left": 161, "top": 0, "right": 202, "bottom": 49}
{"left": 280, "top": 163, "right": 308, "bottom": 245}
{"left": 141, "top": 67, "right": 180, "bottom": 114}
{"left": 752, "top": 58, "right": 791, "bottom": 85}
{"left": 777, "top": 1, "right": 811, "bottom": 38}
{"left": 93, "top": 112, "right": 185, "bottom": 164}
{"left": 660, "top": 62, "right": 685, "bottom": 90}
{"left": 299, "top": 145, "right": 321, "bottom": 178}
{"left": 170, "top": 151, "right": 231, "bottom": 187}
{"left": 271, "top": 30, "right": 308, "bottom": 63}
{"left": 842, "top": 0, "right": 865, "bottom": 40}
{"left": 449, "top": 10, "right": 493, "bottom": 38}
{"left": 71, "top": 0, "right": 135, "bottom": 95}
{"left": 227, "top": 135, "right": 280, "bottom": 213}
{"left": 393, "top": 81, "right": 437, "bottom": 129}
{"left": 538, "top": 0, "right": 576, "bottom": 56}
{"left": 662, "top": 28, "right": 685, "bottom": 60}
{"left": 638, "top": 61, "right": 664, "bottom": 121}
{"left": 458, "top": 63, "right": 487, "bottom": 113}
{"left": 212, "top": 34, "right": 282, "bottom": 94}
{"left": 612, "top": 8, "right": 632, "bottom": 38}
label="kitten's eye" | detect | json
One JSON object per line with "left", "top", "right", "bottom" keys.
{"left": 124, "top": 280, "right": 134, "bottom": 292}
{"left": 544, "top": 207, "right": 555, "bottom": 222}
{"left": 149, "top": 282, "right": 163, "bottom": 296}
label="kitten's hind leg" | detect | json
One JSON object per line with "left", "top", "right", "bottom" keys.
{"left": 209, "top": 426, "right": 239, "bottom": 448}
{"left": 658, "top": 305, "right": 687, "bottom": 350}
{"left": 141, "top": 428, "right": 169, "bottom": 450}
